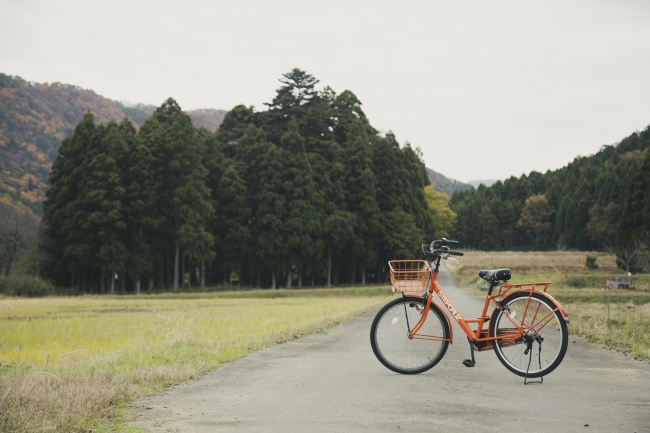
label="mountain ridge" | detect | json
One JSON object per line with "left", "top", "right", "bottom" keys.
{"left": 0, "top": 74, "right": 226, "bottom": 213}
{"left": 426, "top": 168, "right": 472, "bottom": 196}
{"left": 467, "top": 179, "right": 498, "bottom": 188}
{"left": 1, "top": 73, "right": 470, "bottom": 214}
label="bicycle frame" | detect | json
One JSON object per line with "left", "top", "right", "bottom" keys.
{"left": 406, "top": 266, "right": 567, "bottom": 348}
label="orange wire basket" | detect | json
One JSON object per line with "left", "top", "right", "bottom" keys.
{"left": 389, "top": 260, "right": 431, "bottom": 292}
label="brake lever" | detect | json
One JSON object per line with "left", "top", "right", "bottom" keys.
{"left": 447, "top": 257, "right": 459, "bottom": 265}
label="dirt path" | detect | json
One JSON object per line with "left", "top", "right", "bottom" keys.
{"left": 129, "top": 264, "right": 650, "bottom": 432}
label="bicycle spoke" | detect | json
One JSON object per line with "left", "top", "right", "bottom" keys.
{"left": 492, "top": 293, "right": 568, "bottom": 378}
{"left": 371, "top": 298, "right": 449, "bottom": 374}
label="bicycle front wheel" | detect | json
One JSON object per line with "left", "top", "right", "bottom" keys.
{"left": 370, "top": 297, "right": 450, "bottom": 374}
{"left": 491, "top": 292, "right": 568, "bottom": 378}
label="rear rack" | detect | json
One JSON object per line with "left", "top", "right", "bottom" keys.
{"left": 495, "top": 282, "right": 553, "bottom": 298}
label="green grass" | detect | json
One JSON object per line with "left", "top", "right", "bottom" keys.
{"left": 563, "top": 301, "right": 650, "bottom": 360}
{"left": 102, "top": 285, "right": 397, "bottom": 299}
{"left": 0, "top": 287, "right": 395, "bottom": 432}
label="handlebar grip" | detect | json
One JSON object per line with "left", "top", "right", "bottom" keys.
{"left": 450, "top": 250, "right": 464, "bottom": 256}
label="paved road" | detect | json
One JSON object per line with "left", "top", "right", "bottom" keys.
{"left": 130, "top": 264, "right": 650, "bottom": 432}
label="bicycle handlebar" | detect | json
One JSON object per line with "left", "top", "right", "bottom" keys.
{"left": 422, "top": 240, "right": 464, "bottom": 262}
{"left": 431, "top": 248, "right": 464, "bottom": 256}
{"left": 430, "top": 238, "right": 459, "bottom": 250}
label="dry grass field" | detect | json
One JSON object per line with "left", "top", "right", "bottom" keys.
{"left": 0, "top": 288, "right": 394, "bottom": 432}
{"left": 446, "top": 251, "right": 650, "bottom": 363}
{"left": 447, "top": 250, "right": 620, "bottom": 278}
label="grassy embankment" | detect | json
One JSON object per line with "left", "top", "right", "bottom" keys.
{"left": 0, "top": 287, "right": 395, "bottom": 432}
{"left": 445, "top": 251, "right": 650, "bottom": 362}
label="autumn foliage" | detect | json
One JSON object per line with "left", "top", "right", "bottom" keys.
{"left": 0, "top": 73, "right": 226, "bottom": 215}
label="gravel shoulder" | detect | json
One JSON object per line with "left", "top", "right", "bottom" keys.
{"left": 129, "top": 264, "right": 650, "bottom": 433}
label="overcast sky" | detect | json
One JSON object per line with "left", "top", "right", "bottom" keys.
{"left": 2, "top": 0, "right": 650, "bottom": 183}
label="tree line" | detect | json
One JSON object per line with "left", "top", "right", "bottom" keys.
{"left": 40, "top": 69, "right": 455, "bottom": 292}
{"left": 449, "top": 126, "right": 650, "bottom": 270}
{"left": 0, "top": 197, "right": 39, "bottom": 277}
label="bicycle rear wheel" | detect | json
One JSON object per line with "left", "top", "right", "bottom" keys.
{"left": 491, "top": 292, "right": 568, "bottom": 378}
{"left": 370, "top": 297, "right": 450, "bottom": 374}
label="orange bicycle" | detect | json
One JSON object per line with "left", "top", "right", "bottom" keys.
{"left": 370, "top": 238, "right": 569, "bottom": 383}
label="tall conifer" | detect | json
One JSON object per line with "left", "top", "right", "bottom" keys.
{"left": 244, "top": 125, "right": 286, "bottom": 288}
{"left": 617, "top": 150, "right": 650, "bottom": 246}
{"left": 75, "top": 121, "right": 129, "bottom": 293}
{"left": 213, "top": 165, "right": 251, "bottom": 284}
{"left": 279, "top": 118, "right": 322, "bottom": 287}
{"left": 344, "top": 119, "right": 380, "bottom": 284}
{"left": 263, "top": 69, "right": 334, "bottom": 153}
{"left": 42, "top": 112, "right": 96, "bottom": 287}
{"left": 125, "top": 119, "right": 158, "bottom": 294}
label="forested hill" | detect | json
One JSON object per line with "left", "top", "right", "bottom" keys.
{"left": 0, "top": 74, "right": 226, "bottom": 214}
{"left": 39, "top": 68, "right": 458, "bottom": 291}
{"left": 426, "top": 168, "right": 472, "bottom": 195}
{"left": 449, "top": 126, "right": 650, "bottom": 252}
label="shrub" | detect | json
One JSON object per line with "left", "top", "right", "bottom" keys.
{"left": 586, "top": 255, "right": 599, "bottom": 269}
{"left": 0, "top": 276, "right": 55, "bottom": 297}
{"left": 562, "top": 275, "right": 590, "bottom": 288}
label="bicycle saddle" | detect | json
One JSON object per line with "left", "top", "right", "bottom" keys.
{"left": 478, "top": 269, "right": 512, "bottom": 282}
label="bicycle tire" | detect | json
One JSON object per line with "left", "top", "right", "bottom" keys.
{"left": 490, "top": 292, "right": 568, "bottom": 378}
{"left": 370, "top": 297, "right": 450, "bottom": 374}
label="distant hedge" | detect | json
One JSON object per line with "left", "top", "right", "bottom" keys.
{"left": 0, "top": 276, "right": 56, "bottom": 297}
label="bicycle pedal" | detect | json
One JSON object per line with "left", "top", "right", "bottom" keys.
{"left": 462, "top": 359, "right": 475, "bottom": 368}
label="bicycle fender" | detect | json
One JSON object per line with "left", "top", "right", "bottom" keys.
{"left": 511, "top": 289, "right": 569, "bottom": 323}
{"left": 402, "top": 294, "right": 454, "bottom": 342}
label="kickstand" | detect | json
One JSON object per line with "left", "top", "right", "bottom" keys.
{"left": 524, "top": 338, "right": 543, "bottom": 385}
{"left": 462, "top": 340, "right": 476, "bottom": 368}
